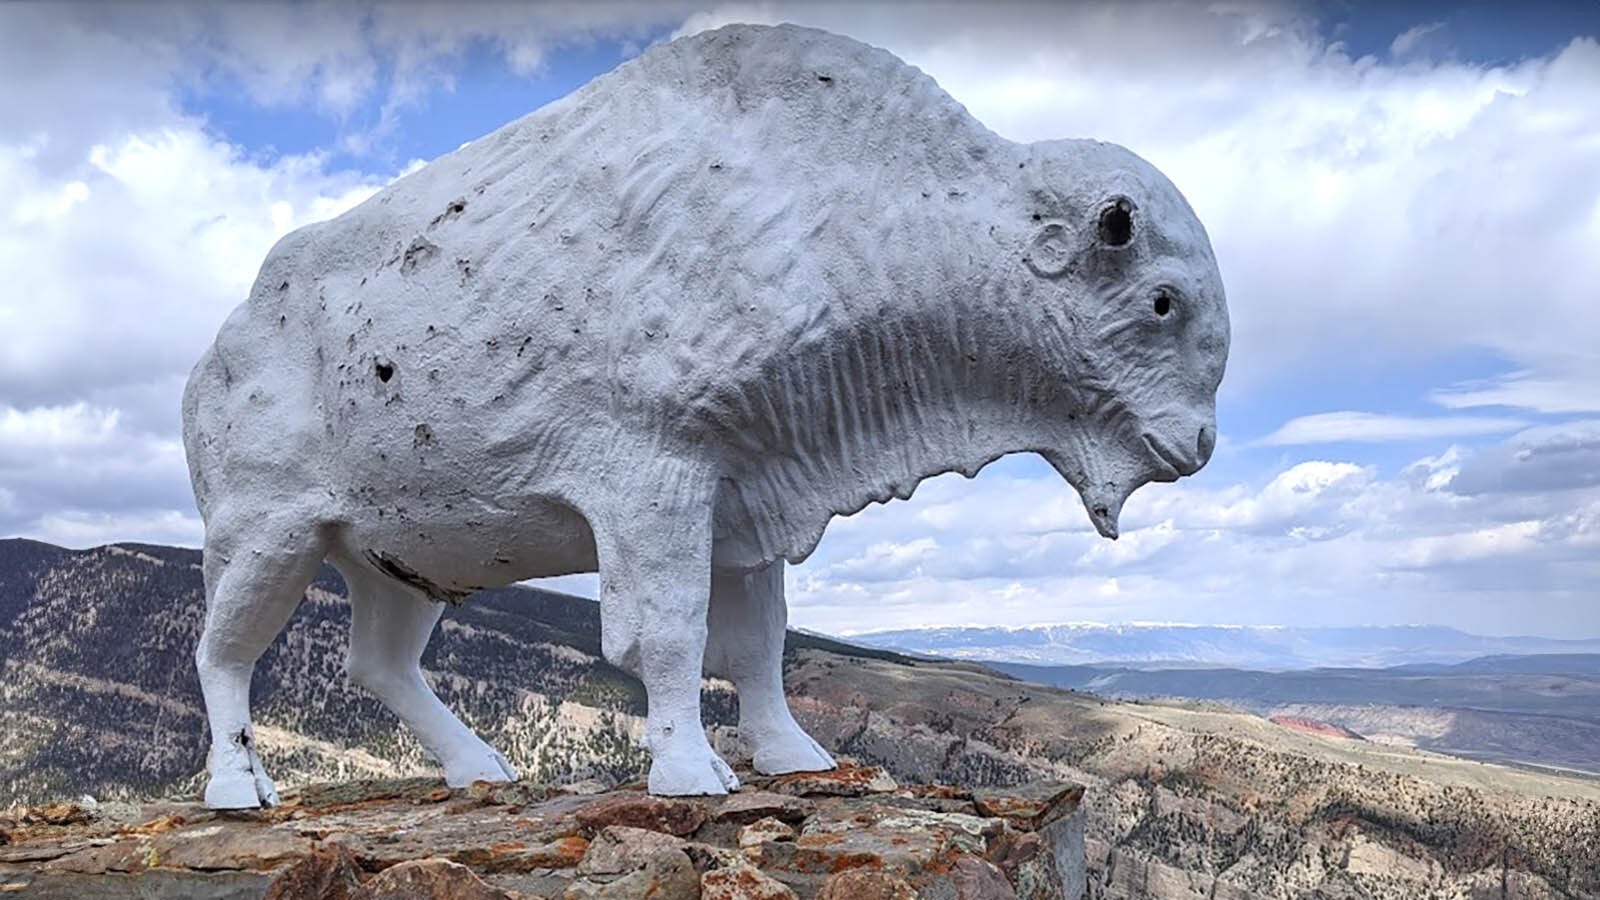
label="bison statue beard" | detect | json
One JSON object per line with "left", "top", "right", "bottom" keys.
{"left": 181, "top": 23, "right": 1229, "bottom": 805}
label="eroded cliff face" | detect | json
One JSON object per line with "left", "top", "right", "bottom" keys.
{"left": 0, "top": 764, "right": 1085, "bottom": 899}
{"left": 2, "top": 540, "right": 1597, "bottom": 898}
{"left": 778, "top": 652, "right": 1600, "bottom": 899}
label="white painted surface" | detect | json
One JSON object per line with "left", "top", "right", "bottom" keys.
{"left": 182, "top": 23, "right": 1229, "bottom": 804}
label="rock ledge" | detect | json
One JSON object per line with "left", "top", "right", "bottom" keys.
{"left": 0, "top": 763, "right": 1084, "bottom": 899}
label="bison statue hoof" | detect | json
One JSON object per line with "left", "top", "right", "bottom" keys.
{"left": 754, "top": 732, "right": 837, "bottom": 776}
{"left": 204, "top": 768, "right": 279, "bottom": 810}
{"left": 649, "top": 744, "right": 742, "bottom": 796}
{"left": 442, "top": 744, "right": 520, "bottom": 788}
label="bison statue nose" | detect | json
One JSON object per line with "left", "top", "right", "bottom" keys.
{"left": 1197, "top": 425, "right": 1217, "bottom": 468}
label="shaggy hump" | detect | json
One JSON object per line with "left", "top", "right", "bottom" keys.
{"left": 616, "top": 23, "right": 1000, "bottom": 178}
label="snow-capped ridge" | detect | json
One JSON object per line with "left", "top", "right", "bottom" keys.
{"left": 849, "top": 622, "right": 1600, "bottom": 669}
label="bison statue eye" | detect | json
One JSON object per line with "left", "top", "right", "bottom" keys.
{"left": 1098, "top": 199, "right": 1133, "bottom": 247}
{"left": 1153, "top": 290, "right": 1174, "bottom": 317}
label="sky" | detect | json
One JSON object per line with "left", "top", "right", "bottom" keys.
{"left": 1, "top": 1, "right": 1597, "bottom": 638}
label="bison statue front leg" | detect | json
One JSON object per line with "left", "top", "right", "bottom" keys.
{"left": 707, "top": 562, "right": 836, "bottom": 775}
{"left": 595, "top": 475, "right": 741, "bottom": 795}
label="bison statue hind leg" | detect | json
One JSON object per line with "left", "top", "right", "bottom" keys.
{"left": 338, "top": 557, "right": 519, "bottom": 787}
{"left": 706, "top": 561, "right": 836, "bottom": 775}
{"left": 194, "top": 517, "right": 328, "bottom": 809}
{"left": 195, "top": 517, "right": 520, "bottom": 810}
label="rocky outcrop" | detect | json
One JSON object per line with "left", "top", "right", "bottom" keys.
{"left": 0, "top": 763, "right": 1086, "bottom": 899}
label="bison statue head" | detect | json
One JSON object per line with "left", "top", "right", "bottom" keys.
{"left": 1012, "top": 139, "right": 1230, "bottom": 538}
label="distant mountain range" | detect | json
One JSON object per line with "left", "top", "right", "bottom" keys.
{"left": 851, "top": 622, "right": 1600, "bottom": 669}
{"left": 989, "top": 654, "right": 1600, "bottom": 776}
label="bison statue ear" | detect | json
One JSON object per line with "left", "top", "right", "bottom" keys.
{"left": 1024, "top": 222, "right": 1074, "bottom": 279}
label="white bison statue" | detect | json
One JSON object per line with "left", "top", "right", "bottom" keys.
{"left": 182, "top": 23, "right": 1229, "bottom": 806}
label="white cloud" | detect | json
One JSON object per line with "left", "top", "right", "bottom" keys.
{"left": 0, "top": 3, "right": 698, "bottom": 163}
{"left": 1077, "top": 520, "right": 1179, "bottom": 568}
{"left": 1389, "top": 21, "right": 1447, "bottom": 59}
{"left": 200, "top": 3, "right": 695, "bottom": 151}
{"left": 0, "top": 401, "right": 195, "bottom": 547}
{"left": 1389, "top": 520, "right": 1545, "bottom": 569}
{"left": 1447, "top": 421, "right": 1600, "bottom": 494}
{"left": 1432, "top": 368, "right": 1600, "bottom": 415}
{"left": 196, "top": 4, "right": 380, "bottom": 115}
{"left": 0, "top": 130, "right": 381, "bottom": 408}
{"left": 0, "top": 404, "right": 120, "bottom": 456}
{"left": 788, "top": 431, "right": 1600, "bottom": 637}
{"left": 30, "top": 509, "right": 204, "bottom": 550}
{"left": 0, "top": 23, "right": 387, "bottom": 545}
{"left": 826, "top": 537, "right": 940, "bottom": 581}
{"left": 1200, "top": 461, "right": 1374, "bottom": 536}
{"left": 0, "top": 6, "right": 181, "bottom": 171}
{"left": 1256, "top": 411, "right": 1529, "bottom": 446}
